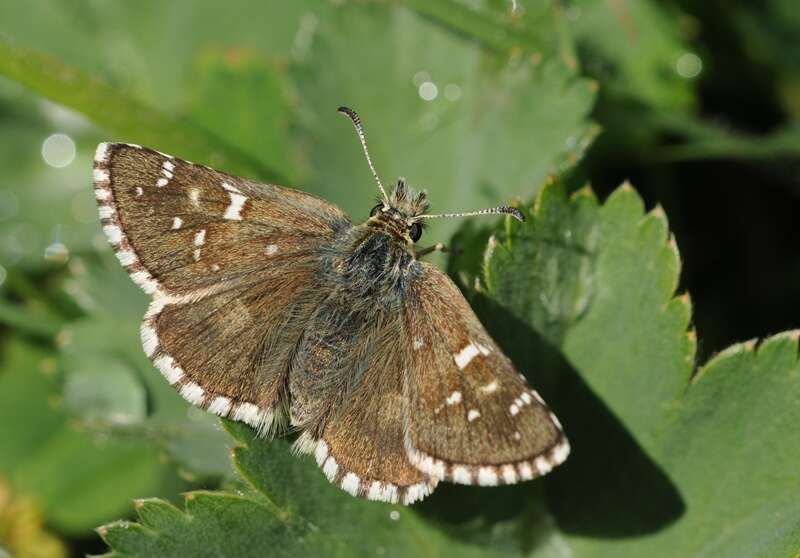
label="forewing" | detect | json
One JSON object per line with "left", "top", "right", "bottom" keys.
{"left": 94, "top": 143, "right": 348, "bottom": 297}
{"left": 404, "top": 264, "right": 570, "bottom": 485}
{"left": 94, "top": 143, "right": 349, "bottom": 431}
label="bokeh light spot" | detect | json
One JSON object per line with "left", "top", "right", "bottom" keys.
{"left": 41, "top": 133, "right": 76, "bottom": 168}
{"left": 418, "top": 81, "right": 438, "bottom": 101}
{"left": 676, "top": 52, "right": 702, "bottom": 79}
{"left": 412, "top": 71, "right": 430, "bottom": 87}
{"left": 444, "top": 83, "right": 462, "bottom": 101}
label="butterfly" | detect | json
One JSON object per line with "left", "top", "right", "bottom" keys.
{"left": 92, "top": 106, "right": 569, "bottom": 505}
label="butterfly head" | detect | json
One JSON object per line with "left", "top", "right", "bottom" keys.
{"left": 367, "top": 179, "right": 430, "bottom": 243}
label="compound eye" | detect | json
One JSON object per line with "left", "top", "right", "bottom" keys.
{"left": 369, "top": 204, "right": 383, "bottom": 217}
{"left": 409, "top": 222, "right": 423, "bottom": 242}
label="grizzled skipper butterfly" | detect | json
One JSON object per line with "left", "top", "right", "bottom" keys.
{"left": 93, "top": 107, "right": 569, "bottom": 505}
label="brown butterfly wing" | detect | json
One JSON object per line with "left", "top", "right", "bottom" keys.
{"left": 289, "top": 293, "right": 437, "bottom": 505}
{"left": 94, "top": 143, "right": 348, "bottom": 296}
{"left": 403, "top": 263, "right": 570, "bottom": 485}
{"left": 94, "top": 143, "right": 349, "bottom": 431}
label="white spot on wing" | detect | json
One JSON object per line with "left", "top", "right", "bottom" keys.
{"left": 534, "top": 456, "right": 553, "bottom": 476}
{"left": 207, "top": 396, "right": 232, "bottom": 416}
{"left": 265, "top": 244, "right": 278, "bottom": 256}
{"left": 340, "top": 472, "right": 360, "bottom": 496}
{"left": 224, "top": 192, "right": 247, "bottom": 220}
{"left": 157, "top": 160, "right": 174, "bottom": 187}
{"left": 383, "top": 484, "right": 399, "bottom": 504}
{"left": 172, "top": 217, "right": 182, "bottom": 230}
{"left": 477, "top": 467, "right": 498, "bottom": 486}
{"left": 189, "top": 189, "right": 200, "bottom": 206}
{"left": 93, "top": 168, "right": 109, "bottom": 184}
{"left": 406, "top": 444, "right": 446, "bottom": 479}
{"left": 180, "top": 382, "right": 205, "bottom": 405}
{"left": 98, "top": 205, "right": 115, "bottom": 219}
{"left": 467, "top": 409, "right": 481, "bottom": 421}
{"left": 510, "top": 403, "right": 520, "bottom": 416}
{"left": 479, "top": 380, "right": 499, "bottom": 394}
{"left": 222, "top": 182, "right": 243, "bottom": 194}
{"left": 154, "top": 355, "right": 183, "bottom": 384}
{"left": 193, "top": 229, "right": 206, "bottom": 261}
{"left": 314, "top": 440, "right": 329, "bottom": 466}
{"left": 140, "top": 321, "right": 158, "bottom": 357}
{"left": 115, "top": 250, "right": 135, "bottom": 266}
{"left": 454, "top": 342, "right": 481, "bottom": 369}
{"left": 552, "top": 439, "right": 570, "bottom": 464}
{"left": 129, "top": 271, "right": 158, "bottom": 295}
{"left": 413, "top": 338, "right": 424, "bottom": 350}
{"left": 322, "top": 456, "right": 338, "bottom": 481}
{"left": 135, "top": 187, "right": 143, "bottom": 196}
{"left": 452, "top": 466, "right": 472, "bottom": 484}
{"left": 501, "top": 465, "right": 518, "bottom": 484}
{"left": 403, "top": 482, "right": 433, "bottom": 505}
{"left": 221, "top": 182, "right": 247, "bottom": 220}
{"left": 368, "top": 481, "right": 385, "bottom": 501}
{"left": 446, "top": 391, "right": 462, "bottom": 405}
{"left": 232, "top": 402, "right": 261, "bottom": 426}
{"left": 145, "top": 297, "right": 168, "bottom": 319}
{"left": 103, "top": 225, "right": 122, "bottom": 245}
{"left": 95, "top": 143, "right": 110, "bottom": 163}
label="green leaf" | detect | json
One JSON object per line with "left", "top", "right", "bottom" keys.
{"left": 98, "top": 180, "right": 800, "bottom": 557}
{"left": 58, "top": 288, "right": 234, "bottom": 481}
{"left": 402, "top": 0, "right": 569, "bottom": 57}
{"left": 567, "top": 0, "right": 694, "bottom": 110}
{"left": 0, "top": 39, "right": 285, "bottom": 182}
{"left": 187, "top": 48, "right": 300, "bottom": 183}
{"left": 62, "top": 357, "right": 147, "bottom": 426}
{"left": 292, "top": 2, "right": 597, "bottom": 239}
{"left": 0, "top": 337, "right": 165, "bottom": 534}
{"left": 99, "top": 421, "right": 492, "bottom": 558}
{"left": 1, "top": 3, "right": 794, "bottom": 554}
{"left": 451, "top": 180, "right": 800, "bottom": 557}
{"left": 0, "top": 90, "right": 99, "bottom": 269}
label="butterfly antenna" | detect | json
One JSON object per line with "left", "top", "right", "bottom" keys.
{"left": 337, "top": 106, "right": 390, "bottom": 206}
{"left": 416, "top": 205, "right": 525, "bottom": 223}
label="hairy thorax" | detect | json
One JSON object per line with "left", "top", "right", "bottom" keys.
{"left": 331, "top": 223, "right": 420, "bottom": 304}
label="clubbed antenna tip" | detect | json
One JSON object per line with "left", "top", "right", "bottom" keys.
{"left": 505, "top": 207, "right": 525, "bottom": 222}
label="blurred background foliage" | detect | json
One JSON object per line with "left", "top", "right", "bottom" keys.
{"left": 0, "top": 0, "right": 798, "bottom": 556}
